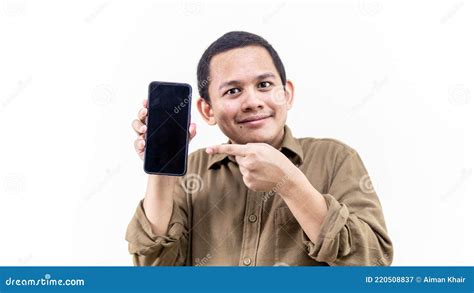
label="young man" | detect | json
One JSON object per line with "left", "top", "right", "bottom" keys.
{"left": 127, "top": 31, "right": 393, "bottom": 266}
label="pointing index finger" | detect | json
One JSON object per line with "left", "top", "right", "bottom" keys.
{"left": 206, "top": 144, "right": 248, "bottom": 156}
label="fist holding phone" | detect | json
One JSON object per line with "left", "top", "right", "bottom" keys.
{"left": 132, "top": 82, "right": 196, "bottom": 176}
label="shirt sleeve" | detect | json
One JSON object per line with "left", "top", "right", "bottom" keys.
{"left": 302, "top": 148, "right": 394, "bottom": 266}
{"left": 125, "top": 180, "right": 190, "bottom": 266}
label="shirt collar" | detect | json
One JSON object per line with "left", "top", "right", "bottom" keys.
{"left": 207, "top": 125, "right": 304, "bottom": 169}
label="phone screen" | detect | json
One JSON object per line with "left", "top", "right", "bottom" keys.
{"left": 144, "top": 81, "right": 192, "bottom": 175}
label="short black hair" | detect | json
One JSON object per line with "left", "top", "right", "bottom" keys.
{"left": 197, "top": 31, "right": 287, "bottom": 103}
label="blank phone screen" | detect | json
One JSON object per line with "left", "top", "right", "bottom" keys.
{"left": 144, "top": 82, "right": 192, "bottom": 175}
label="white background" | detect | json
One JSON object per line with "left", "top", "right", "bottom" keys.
{"left": 0, "top": 0, "right": 472, "bottom": 266}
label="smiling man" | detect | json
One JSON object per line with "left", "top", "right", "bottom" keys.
{"left": 126, "top": 31, "right": 393, "bottom": 266}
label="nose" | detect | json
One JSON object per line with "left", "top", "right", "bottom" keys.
{"left": 241, "top": 88, "right": 264, "bottom": 112}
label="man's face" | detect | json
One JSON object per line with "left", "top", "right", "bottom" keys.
{"left": 201, "top": 45, "right": 293, "bottom": 148}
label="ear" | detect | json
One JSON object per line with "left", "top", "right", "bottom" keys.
{"left": 284, "top": 80, "right": 295, "bottom": 110}
{"left": 197, "top": 97, "right": 217, "bottom": 125}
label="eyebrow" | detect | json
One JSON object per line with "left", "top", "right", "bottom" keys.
{"left": 218, "top": 72, "right": 276, "bottom": 91}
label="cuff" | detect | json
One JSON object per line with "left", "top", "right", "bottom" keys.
{"left": 302, "top": 193, "right": 351, "bottom": 263}
{"left": 125, "top": 199, "right": 185, "bottom": 255}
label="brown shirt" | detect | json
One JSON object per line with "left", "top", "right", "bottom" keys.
{"left": 125, "top": 126, "right": 393, "bottom": 266}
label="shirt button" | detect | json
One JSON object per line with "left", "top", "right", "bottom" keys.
{"left": 243, "top": 257, "right": 252, "bottom": 266}
{"left": 248, "top": 214, "right": 257, "bottom": 223}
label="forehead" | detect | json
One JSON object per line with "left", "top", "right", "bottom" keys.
{"left": 209, "top": 46, "right": 278, "bottom": 85}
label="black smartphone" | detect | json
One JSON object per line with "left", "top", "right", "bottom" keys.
{"left": 144, "top": 81, "right": 192, "bottom": 176}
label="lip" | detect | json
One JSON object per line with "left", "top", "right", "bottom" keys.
{"left": 237, "top": 114, "right": 272, "bottom": 126}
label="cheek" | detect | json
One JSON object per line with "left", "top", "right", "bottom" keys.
{"left": 215, "top": 101, "right": 240, "bottom": 122}
{"left": 265, "top": 99, "right": 287, "bottom": 119}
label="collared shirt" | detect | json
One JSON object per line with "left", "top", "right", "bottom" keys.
{"left": 125, "top": 126, "right": 393, "bottom": 266}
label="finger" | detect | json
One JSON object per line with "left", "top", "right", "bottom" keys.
{"left": 132, "top": 119, "right": 147, "bottom": 135}
{"left": 189, "top": 122, "right": 197, "bottom": 140}
{"left": 142, "top": 99, "right": 148, "bottom": 108}
{"left": 235, "top": 155, "right": 245, "bottom": 166}
{"left": 235, "top": 157, "right": 248, "bottom": 172}
{"left": 206, "top": 144, "right": 248, "bottom": 156}
{"left": 134, "top": 138, "right": 146, "bottom": 153}
{"left": 138, "top": 107, "right": 147, "bottom": 123}
{"left": 235, "top": 156, "right": 253, "bottom": 171}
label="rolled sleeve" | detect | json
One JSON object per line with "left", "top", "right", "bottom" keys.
{"left": 302, "top": 149, "right": 393, "bottom": 266}
{"left": 125, "top": 193, "right": 189, "bottom": 266}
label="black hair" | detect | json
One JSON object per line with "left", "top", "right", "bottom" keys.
{"left": 197, "top": 31, "right": 286, "bottom": 103}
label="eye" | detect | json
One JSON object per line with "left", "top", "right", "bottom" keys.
{"left": 257, "top": 81, "right": 272, "bottom": 89}
{"left": 224, "top": 88, "right": 241, "bottom": 96}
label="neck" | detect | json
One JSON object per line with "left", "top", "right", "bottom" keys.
{"left": 272, "top": 127, "right": 286, "bottom": 150}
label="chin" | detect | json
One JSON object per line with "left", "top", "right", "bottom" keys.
{"left": 234, "top": 129, "right": 277, "bottom": 145}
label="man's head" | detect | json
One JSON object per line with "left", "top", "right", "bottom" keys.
{"left": 196, "top": 31, "right": 294, "bottom": 148}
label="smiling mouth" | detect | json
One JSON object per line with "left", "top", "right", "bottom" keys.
{"left": 237, "top": 114, "right": 272, "bottom": 124}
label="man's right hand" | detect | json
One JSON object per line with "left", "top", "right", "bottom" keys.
{"left": 131, "top": 99, "right": 197, "bottom": 161}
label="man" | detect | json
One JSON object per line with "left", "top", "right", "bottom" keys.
{"left": 126, "top": 31, "right": 393, "bottom": 266}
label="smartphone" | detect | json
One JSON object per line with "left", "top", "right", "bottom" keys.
{"left": 144, "top": 81, "right": 192, "bottom": 176}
